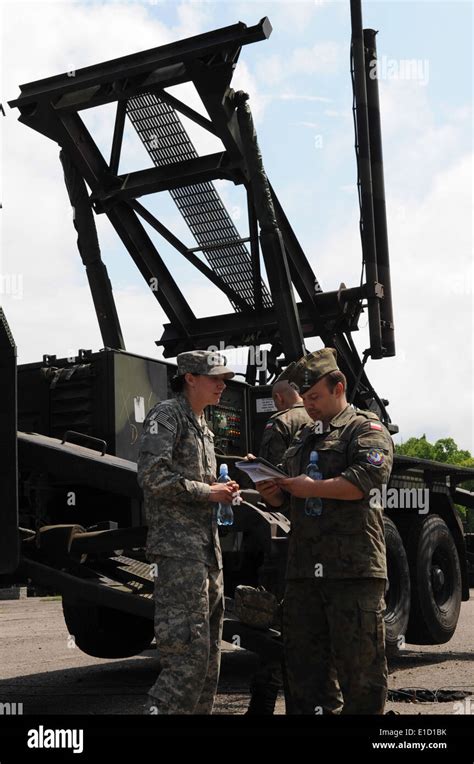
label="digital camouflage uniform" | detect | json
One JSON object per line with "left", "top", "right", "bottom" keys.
{"left": 280, "top": 349, "right": 394, "bottom": 715}
{"left": 137, "top": 350, "right": 233, "bottom": 714}
{"left": 259, "top": 403, "right": 312, "bottom": 467}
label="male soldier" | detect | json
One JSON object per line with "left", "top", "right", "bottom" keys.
{"left": 257, "top": 348, "right": 393, "bottom": 714}
{"left": 137, "top": 350, "right": 239, "bottom": 714}
{"left": 259, "top": 379, "right": 312, "bottom": 466}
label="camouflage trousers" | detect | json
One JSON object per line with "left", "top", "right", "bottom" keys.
{"left": 147, "top": 556, "right": 224, "bottom": 714}
{"left": 283, "top": 578, "right": 387, "bottom": 714}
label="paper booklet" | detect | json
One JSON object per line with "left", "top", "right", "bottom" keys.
{"left": 235, "top": 458, "right": 288, "bottom": 484}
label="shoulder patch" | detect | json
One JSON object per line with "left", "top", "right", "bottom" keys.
{"left": 149, "top": 409, "right": 177, "bottom": 435}
{"left": 265, "top": 422, "right": 274, "bottom": 430}
{"left": 366, "top": 448, "right": 385, "bottom": 467}
{"left": 369, "top": 422, "right": 383, "bottom": 431}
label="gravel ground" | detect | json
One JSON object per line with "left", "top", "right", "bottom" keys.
{"left": 0, "top": 595, "right": 473, "bottom": 716}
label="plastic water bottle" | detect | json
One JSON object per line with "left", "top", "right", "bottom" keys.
{"left": 217, "top": 463, "right": 234, "bottom": 526}
{"left": 305, "top": 451, "right": 323, "bottom": 517}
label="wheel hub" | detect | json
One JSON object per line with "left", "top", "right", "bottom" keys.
{"left": 431, "top": 565, "right": 445, "bottom": 592}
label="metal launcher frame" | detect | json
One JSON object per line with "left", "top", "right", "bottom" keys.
{"left": 9, "top": 6, "right": 395, "bottom": 425}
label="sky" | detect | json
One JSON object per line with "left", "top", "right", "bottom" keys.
{"left": 0, "top": 0, "right": 473, "bottom": 451}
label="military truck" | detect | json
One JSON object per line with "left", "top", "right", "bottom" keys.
{"left": 2, "top": 2, "right": 473, "bottom": 680}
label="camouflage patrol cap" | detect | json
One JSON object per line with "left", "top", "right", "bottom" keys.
{"left": 177, "top": 350, "right": 235, "bottom": 379}
{"left": 274, "top": 361, "right": 297, "bottom": 384}
{"left": 288, "top": 348, "right": 338, "bottom": 392}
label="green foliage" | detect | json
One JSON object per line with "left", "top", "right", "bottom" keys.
{"left": 432, "top": 438, "right": 471, "bottom": 464}
{"left": 395, "top": 434, "right": 472, "bottom": 466}
{"left": 395, "top": 435, "right": 474, "bottom": 527}
{"left": 396, "top": 434, "right": 435, "bottom": 460}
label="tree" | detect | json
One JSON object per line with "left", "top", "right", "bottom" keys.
{"left": 395, "top": 435, "right": 472, "bottom": 466}
{"left": 395, "top": 436, "right": 474, "bottom": 527}
{"left": 432, "top": 438, "right": 471, "bottom": 465}
{"left": 396, "top": 434, "right": 435, "bottom": 460}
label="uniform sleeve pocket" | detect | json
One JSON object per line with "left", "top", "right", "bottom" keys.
{"left": 355, "top": 434, "right": 391, "bottom": 459}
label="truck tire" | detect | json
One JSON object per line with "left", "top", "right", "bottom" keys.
{"left": 406, "top": 514, "right": 462, "bottom": 645}
{"left": 383, "top": 517, "right": 410, "bottom": 655}
{"left": 62, "top": 599, "right": 154, "bottom": 658}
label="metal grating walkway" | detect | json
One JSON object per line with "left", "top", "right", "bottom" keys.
{"left": 126, "top": 92, "right": 273, "bottom": 312}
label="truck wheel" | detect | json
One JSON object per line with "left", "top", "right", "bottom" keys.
{"left": 406, "top": 515, "right": 462, "bottom": 645}
{"left": 62, "top": 600, "right": 154, "bottom": 658}
{"left": 383, "top": 517, "right": 410, "bottom": 655}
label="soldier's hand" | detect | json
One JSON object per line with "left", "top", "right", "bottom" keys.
{"left": 276, "top": 475, "right": 319, "bottom": 498}
{"left": 209, "top": 481, "right": 240, "bottom": 503}
{"left": 245, "top": 453, "right": 256, "bottom": 460}
{"left": 256, "top": 479, "right": 285, "bottom": 507}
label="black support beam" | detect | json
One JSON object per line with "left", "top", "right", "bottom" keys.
{"left": 350, "top": 0, "right": 383, "bottom": 359}
{"left": 107, "top": 202, "right": 196, "bottom": 337}
{"left": 9, "top": 19, "right": 272, "bottom": 114}
{"left": 152, "top": 88, "right": 218, "bottom": 137}
{"left": 130, "top": 200, "right": 250, "bottom": 311}
{"left": 8, "top": 13, "right": 394, "bottom": 425}
{"left": 93, "top": 152, "right": 244, "bottom": 205}
{"left": 109, "top": 100, "right": 127, "bottom": 175}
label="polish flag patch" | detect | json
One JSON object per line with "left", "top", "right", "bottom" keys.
{"left": 370, "top": 422, "right": 382, "bottom": 431}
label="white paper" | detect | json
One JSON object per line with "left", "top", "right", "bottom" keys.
{"left": 134, "top": 396, "right": 146, "bottom": 423}
{"left": 235, "top": 460, "right": 286, "bottom": 483}
{"left": 256, "top": 397, "right": 277, "bottom": 413}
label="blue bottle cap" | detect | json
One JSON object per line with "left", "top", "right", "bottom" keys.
{"left": 310, "top": 451, "right": 318, "bottom": 462}
{"left": 219, "top": 463, "right": 228, "bottom": 474}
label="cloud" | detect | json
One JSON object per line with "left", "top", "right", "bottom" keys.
{"left": 290, "top": 41, "right": 343, "bottom": 75}
{"left": 2, "top": 1, "right": 214, "bottom": 359}
{"left": 310, "top": 152, "right": 473, "bottom": 451}
{"left": 289, "top": 44, "right": 472, "bottom": 451}
{"left": 255, "top": 54, "right": 283, "bottom": 86}
{"left": 291, "top": 121, "right": 320, "bottom": 128}
{"left": 324, "top": 109, "right": 351, "bottom": 118}
{"left": 231, "top": 0, "right": 323, "bottom": 36}
{"left": 378, "top": 79, "right": 470, "bottom": 202}
{"left": 256, "top": 47, "right": 342, "bottom": 88}
{"left": 279, "top": 93, "right": 332, "bottom": 102}
{"left": 254, "top": 40, "right": 344, "bottom": 99}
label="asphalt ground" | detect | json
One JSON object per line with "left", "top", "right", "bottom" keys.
{"left": 1, "top": 595, "right": 473, "bottom": 717}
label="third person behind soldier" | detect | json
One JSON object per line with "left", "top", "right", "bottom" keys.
{"left": 245, "top": 378, "right": 312, "bottom": 714}
{"left": 259, "top": 380, "right": 312, "bottom": 467}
